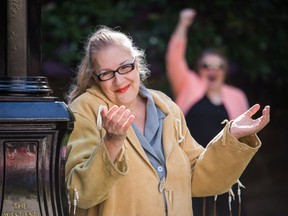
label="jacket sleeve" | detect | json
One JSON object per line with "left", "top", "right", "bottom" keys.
{"left": 65, "top": 112, "right": 128, "bottom": 209}
{"left": 178, "top": 108, "right": 261, "bottom": 197}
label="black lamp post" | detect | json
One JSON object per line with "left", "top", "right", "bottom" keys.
{"left": 0, "top": 0, "right": 74, "bottom": 215}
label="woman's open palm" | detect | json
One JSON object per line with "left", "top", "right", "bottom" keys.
{"left": 230, "top": 104, "right": 270, "bottom": 139}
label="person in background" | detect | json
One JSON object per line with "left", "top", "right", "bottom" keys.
{"left": 166, "top": 8, "right": 250, "bottom": 216}
{"left": 65, "top": 26, "right": 269, "bottom": 216}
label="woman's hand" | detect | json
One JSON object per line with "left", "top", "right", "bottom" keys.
{"left": 179, "top": 8, "right": 197, "bottom": 28}
{"left": 101, "top": 105, "right": 135, "bottom": 161}
{"left": 230, "top": 104, "right": 270, "bottom": 139}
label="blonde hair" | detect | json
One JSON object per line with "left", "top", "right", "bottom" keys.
{"left": 66, "top": 26, "right": 150, "bottom": 104}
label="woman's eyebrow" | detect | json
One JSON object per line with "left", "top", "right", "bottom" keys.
{"left": 99, "top": 59, "right": 131, "bottom": 72}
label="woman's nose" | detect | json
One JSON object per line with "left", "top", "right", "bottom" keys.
{"left": 113, "top": 72, "right": 125, "bottom": 84}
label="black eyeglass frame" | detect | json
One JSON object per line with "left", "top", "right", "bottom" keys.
{"left": 96, "top": 58, "right": 136, "bottom": 81}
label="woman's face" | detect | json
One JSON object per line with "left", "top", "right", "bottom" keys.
{"left": 198, "top": 54, "right": 226, "bottom": 90}
{"left": 94, "top": 46, "right": 140, "bottom": 108}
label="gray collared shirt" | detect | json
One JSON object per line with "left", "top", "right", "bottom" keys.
{"left": 132, "top": 86, "right": 167, "bottom": 180}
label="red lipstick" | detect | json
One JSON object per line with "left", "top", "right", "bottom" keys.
{"left": 115, "top": 84, "right": 130, "bottom": 93}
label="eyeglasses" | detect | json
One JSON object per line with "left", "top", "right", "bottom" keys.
{"left": 200, "top": 63, "right": 224, "bottom": 70}
{"left": 96, "top": 58, "right": 135, "bottom": 81}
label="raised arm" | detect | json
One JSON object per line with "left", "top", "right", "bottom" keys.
{"left": 174, "top": 8, "right": 196, "bottom": 39}
{"left": 165, "top": 8, "right": 197, "bottom": 98}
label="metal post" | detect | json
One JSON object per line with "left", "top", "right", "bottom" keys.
{"left": 0, "top": 0, "right": 73, "bottom": 215}
{"left": 7, "top": 0, "right": 28, "bottom": 76}
{"left": 7, "top": 0, "right": 41, "bottom": 76}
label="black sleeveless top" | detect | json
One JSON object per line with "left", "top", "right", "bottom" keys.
{"left": 185, "top": 95, "right": 229, "bottom": 147}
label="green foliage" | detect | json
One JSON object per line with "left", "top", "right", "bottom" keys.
{"left": 42, "top": 0, "right": 288, "bottom": 107}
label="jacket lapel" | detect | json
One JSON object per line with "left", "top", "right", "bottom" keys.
{"left": 150, "top": 90, "right": 175, "bottom": 160}
{"left": 126, "top": 126, "right": 155, "bottom": 170}
{"left": 162, "top": 113, "right": 175, "bottom": 159}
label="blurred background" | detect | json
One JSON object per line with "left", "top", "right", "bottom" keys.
{"left": 41, "top": 0, "right": 287, "bottom": 215}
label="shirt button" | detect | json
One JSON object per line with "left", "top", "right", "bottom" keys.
{"left": 157, "top": 166, "right": 164, "bottom": 172}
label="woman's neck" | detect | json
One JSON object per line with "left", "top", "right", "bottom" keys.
{"left": 207, "top": 88, "right": 222, "bottom": 105}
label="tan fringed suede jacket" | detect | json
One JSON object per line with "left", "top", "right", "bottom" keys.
{"left": 65, "top": 85, "right": 261, "bottom": 216}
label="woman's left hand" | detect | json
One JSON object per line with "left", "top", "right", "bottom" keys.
{"left": 230, "top": 104, "right": 270, "bottom": 139}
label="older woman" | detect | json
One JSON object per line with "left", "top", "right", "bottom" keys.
{"left": 65, "top": 26, "right": 269, "bottom": 216}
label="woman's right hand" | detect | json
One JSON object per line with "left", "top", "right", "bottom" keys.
{"left": 101, "top": 105, "right": 135, "bottom": 161}
{"left": 179, "top": 8, "right": 197, "bottom": 28}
